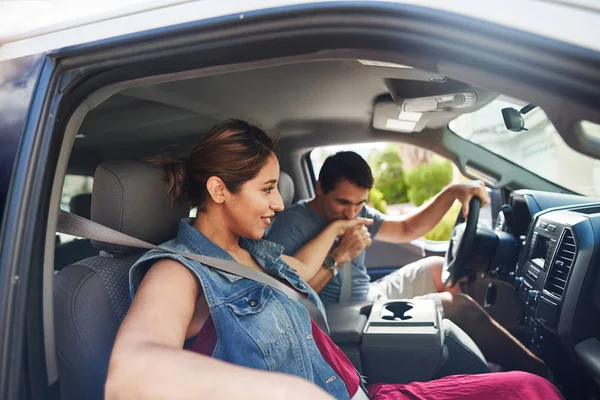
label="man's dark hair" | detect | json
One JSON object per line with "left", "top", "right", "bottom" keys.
{"left": 318, "top": 151, "right": 374, "bottom": 193}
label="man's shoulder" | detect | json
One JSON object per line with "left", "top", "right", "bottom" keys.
{"left": 266, "top": 200, "right": 324, "bottom": 240}
{"left": 266, "top": 200, "right": 323, "bottom": 250}
{"left": 275, "top": 200, "right": 312, "bottom": 220}
{"left": 359, "top": 204, "right": 385, "bottom": 220}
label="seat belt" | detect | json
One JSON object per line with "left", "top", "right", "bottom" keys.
{"left": 56, "top": 210, "right": 329, "bottom": 334}
{"left": 339, "top": 262, "right": 353, "bottom": 302}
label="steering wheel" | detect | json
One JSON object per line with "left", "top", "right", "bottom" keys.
{"left": 442, "top": 197, "right": 481, "bottom": 287}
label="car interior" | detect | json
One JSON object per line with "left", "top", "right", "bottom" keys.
{"left": 1, "top": 5, "right": 595, "bottom": 400}
{"left": 45, "top": 54, "right": 600, "bottom": 400}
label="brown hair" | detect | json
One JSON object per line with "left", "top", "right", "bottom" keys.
{"left": 150, "top": 119, "right": 277, "bottom": 210}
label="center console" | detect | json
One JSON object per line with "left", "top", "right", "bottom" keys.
{"left": 361, "top": 299, "right": 444, "bottom": 383}
{"left": 326, "top": 298, "right": 488, "bottom": 383}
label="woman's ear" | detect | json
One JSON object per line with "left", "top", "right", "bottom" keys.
{"left": 206, "top": 176, "right": 227, "bottom": 204}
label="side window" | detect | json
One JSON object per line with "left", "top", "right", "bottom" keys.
{"left": 58, "top": 175, "right": 93, "bottom": 242}
{"left": 310, "top": 143, "right": 491, "bottom": 242}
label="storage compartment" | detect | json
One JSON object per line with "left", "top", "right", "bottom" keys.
{"left": 325, "top": 301, "right": 371, "bottom": 373}
{"left": 361, "top": 299, "right": 444, "bottom": 383}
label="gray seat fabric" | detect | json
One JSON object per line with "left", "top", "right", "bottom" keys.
{"left": 278, "top": 171, "right": 295, "bottom": 207}
{"left": 435, "top": 319, "right": 489, "bottom": 378}
{"left": 264, "top": 171, "right": 295, "bottom": 237}
{"left": 55, "top": 194, "right": 97, "bottom": 271}
{"left": 53, "top": 161, "right": 189, "bottom": 400}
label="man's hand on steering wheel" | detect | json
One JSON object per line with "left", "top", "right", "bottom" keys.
{"left": 448, "top": 180, "right": 490, "bottom": 217}
{"left": 441, "top": 181, "right": 490, "bottom": 288}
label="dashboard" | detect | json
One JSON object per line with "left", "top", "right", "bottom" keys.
{"left": 510, "top": 196, "right": 600, "bottom": 391}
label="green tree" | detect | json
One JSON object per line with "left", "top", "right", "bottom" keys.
{"left": 368, "top": 187, "right": 388, "bottom": 214}
{"left": 369, "top": 146, "right": 407, "bottom": 204}
{"left": 405, "top": 161, "right": 453, "bottom": 206}
{"left": 423, "top": 200, "right": 461, "bottom": 241}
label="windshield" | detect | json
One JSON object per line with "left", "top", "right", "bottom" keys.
{"left": 449, "top": 96, "right": 600, "bottom": 197}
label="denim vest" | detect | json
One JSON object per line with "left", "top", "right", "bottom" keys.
{"left": 129, "top": 219, "right": 352, "bottom": 399}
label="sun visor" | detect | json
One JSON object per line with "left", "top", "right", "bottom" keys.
{"left": 384, "top": 77, "right": 481, "bottom": 112}
{"left": 372, "top": 96, "right": 433, "bottom": 133}
{"left": 374, "top": 78, "right": 491, "bottom": 133}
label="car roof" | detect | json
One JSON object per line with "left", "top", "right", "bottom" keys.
{"left": 2, "top": 0, "right": 600, "bottom": 61}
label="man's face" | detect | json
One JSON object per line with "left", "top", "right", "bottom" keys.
{"left": 317, "top": 178, "right": 370, "bottom": 222}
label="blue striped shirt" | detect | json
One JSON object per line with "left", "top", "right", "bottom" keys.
{"left": 265, "top": 200, "right": 384, "bottom": 303}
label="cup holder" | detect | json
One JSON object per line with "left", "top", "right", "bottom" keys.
{"left": 381, "top": 302, "right": 414, "bottom": 321}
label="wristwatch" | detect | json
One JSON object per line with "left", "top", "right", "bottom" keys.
{"left": 323, "top": 255, "right": 338, "bottom": 277}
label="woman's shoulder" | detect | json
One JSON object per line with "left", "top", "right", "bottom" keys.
{"left": 241, "top": 237, "right": 284, "bottom": 260}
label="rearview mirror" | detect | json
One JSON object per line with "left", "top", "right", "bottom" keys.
{"left": 501, "top": 108, "right": 525, "bottom": 132}
{"left": 501, "top": 104, "right": 537, "bottom": 132}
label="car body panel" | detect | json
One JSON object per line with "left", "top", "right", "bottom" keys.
{"left": 0, "top": 54, "right": 45, "bottom": 230}
{"left": 2, "top": 0, "right": 600, "bottom": 62}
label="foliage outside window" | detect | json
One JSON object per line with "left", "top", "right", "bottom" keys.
{"left": 310, "top": 143, "right": 459, "bottom": 241}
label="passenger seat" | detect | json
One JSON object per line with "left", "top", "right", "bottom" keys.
{"left": 54, "top": 194, "right": 97, "bottom": 271}
{"left": 264, "top": 171, "right": 294, "bottom": 236}
{"left": 53, "top": 161, "right": 188, "bottom": 400}
{"left": 278, "top": 171, "right": 295, "bottom": 208}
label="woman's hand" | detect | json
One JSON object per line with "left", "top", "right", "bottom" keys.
{"left": 328, "top": 218, "right": 374, "bottom": 265}
{"left": 331, "top": 217, "right": 374, "bottom": 236}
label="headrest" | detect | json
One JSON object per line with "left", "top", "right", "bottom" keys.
{"left": 69, "top": 193, "right": 92, "bottom": 220}
{"left": 278, "top": 171, "right": 295, "bottom": 208}
{"left": 91, "top": 161, "right": 189, "bottom": 254}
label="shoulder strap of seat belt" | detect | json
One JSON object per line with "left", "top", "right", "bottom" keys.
{"left": 56, "top": 210, "right": 329, "bottom": 334}
{"left": 339, "top": 262, "right": 353, "bottom": 302}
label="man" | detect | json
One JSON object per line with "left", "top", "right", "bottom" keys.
{"left": 266, "top": 151, "right": 548, "bottom": 377}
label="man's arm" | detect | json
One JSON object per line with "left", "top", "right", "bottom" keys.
{"left": 376, "top": 181, "right": 489, "bottom": 243}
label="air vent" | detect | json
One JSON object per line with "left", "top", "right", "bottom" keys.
{"left": 545, "top": 228, "right": 576, "bottom": 299}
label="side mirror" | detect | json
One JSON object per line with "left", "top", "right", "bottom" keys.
{"left": 501, "top": 108, "right": 526, "bottom": 132}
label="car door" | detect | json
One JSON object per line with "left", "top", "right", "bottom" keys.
{"left": 2, "top": 1, "right": 600, "bottom": 399}
{"left": 0, "top": 53, "right": 58, "bottom": 400}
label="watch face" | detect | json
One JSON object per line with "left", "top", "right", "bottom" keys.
{"left": 324, "top": 256, "right": 336, "bottom": 269}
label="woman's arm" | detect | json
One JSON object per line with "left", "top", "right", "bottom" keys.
{"left": 105, "top": 259, "right": 333, "bottom": 400}
{"left": 283, "top": 217, "right": 373, "bottom": 282}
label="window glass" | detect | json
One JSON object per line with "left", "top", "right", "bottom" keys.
{"left": 449, "top": 96, "right": 600, "bottom": 197}
{"left": 310, "top": 143, "right": 492, "bottom": 242}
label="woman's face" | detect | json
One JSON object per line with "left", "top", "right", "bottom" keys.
{"left": 225, "top": 153, "right": 284, "bottom": 239}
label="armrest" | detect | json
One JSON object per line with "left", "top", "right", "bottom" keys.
{"left": 325, "top": 301, "right": 370, "bottom": 344}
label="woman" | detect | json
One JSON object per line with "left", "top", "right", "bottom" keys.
{"left": 105, "top": 120, "right": 563, "bottom": 400}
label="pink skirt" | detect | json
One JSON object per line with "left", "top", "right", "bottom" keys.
{"left": 367, "top": 371, "right": 563, "bottom": 400}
